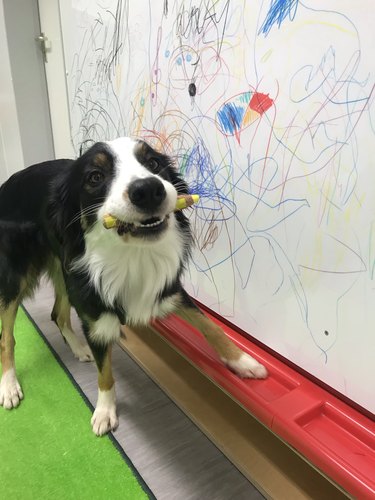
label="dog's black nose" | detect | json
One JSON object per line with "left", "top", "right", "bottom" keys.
{"left": 128, "top": 177, "right": 166, "bottom": 211}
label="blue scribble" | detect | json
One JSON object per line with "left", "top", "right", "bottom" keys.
{"left": 258, "top": 0, "right": 299, "bottom": 37}
{"left": 217, "top": 102, "right": 245, "bottom": 135}
{"left": 183, "top": 138, "right": 234, "bottom": 209}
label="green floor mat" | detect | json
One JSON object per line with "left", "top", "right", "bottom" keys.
{"left": 0, "top": 307, "right": 152, "bottom": 499}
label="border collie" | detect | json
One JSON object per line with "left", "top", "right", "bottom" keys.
{"left": 0, "top": 137, "right": 267, "bottom": 435}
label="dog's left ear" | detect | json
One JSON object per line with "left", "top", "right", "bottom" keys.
{"left": 48, "top": 164, "right": 85, "bottom": 267}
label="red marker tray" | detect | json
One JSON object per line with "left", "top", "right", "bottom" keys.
{"left": 153, "top": 308, "right": 375, "bottom": 499}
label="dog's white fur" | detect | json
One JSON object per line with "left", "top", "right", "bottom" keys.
{"left": 91, "top": 386, "right": 118, "bottom": 436}
{"left": 73, "top": 220, "right": 185, "bottom": 325}
{"left": 73, "top": 137, "right": 186, "bottom": 325}
{"left": 223, "top": 353, "right": 268, "bottom": 379}
{"left": 89, "top": 313, "right": 121, "bottom": 345}
{"left": 0, "top": 368, "right": 23, "bottom": 409}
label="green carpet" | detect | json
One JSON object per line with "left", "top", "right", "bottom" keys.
{"left": 0, "top": 308, "right": 152, "bottom": 500}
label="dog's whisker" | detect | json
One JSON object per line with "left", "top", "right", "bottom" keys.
{"left": 66, "top": 203, "right": 104, "bottom": 228}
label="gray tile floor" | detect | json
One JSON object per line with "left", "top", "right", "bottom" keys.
{"left": 24, "top": 282, "right": 263, "bottom": 500}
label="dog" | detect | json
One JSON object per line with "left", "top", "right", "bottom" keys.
{"left": 0, "top": 137, "right": 267, "bottom": 435}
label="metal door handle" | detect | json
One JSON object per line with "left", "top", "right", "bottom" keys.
{"left": 35, "top": 32, "right": 48, "bottom": 62}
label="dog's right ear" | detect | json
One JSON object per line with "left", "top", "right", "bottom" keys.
{"left": 79, "top": 140, "right": 95, "bottom": 157}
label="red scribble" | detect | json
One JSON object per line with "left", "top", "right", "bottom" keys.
{"left": 250, "top": 92, "right": 273, "bottom": 114}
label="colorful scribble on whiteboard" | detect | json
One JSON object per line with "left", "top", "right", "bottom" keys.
{"left": 63, "top": 0, "right": 375, "bottom": 413}
{"left": 216, "top": 91, "right": 273, "bottom": 142}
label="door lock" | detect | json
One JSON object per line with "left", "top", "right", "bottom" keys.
{"left": 35, "top": 32, "right": 49, "bottom": 62}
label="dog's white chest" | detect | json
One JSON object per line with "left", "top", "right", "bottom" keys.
{"left": 74, "top": 223, "right": 183, "bottom": 324}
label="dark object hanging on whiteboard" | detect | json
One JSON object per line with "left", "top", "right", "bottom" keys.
{"left": 188, "top": 83, "right": 197, "bottom": 97}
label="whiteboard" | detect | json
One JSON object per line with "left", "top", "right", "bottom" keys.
{"left": 60, "top": 0, "right": 375, "bottom": 414}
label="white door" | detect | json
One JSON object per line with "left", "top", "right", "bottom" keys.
{"left": 38, "top": 0, "right": 74, "bottom": 159}
{"left": 2, "top": 0, "right": 55, "bottom": 167}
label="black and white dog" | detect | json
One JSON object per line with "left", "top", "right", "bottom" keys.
{"left": 0, "top": 137, "right": 267, "bottom": 435}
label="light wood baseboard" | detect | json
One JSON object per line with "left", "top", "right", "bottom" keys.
{"left": 119, "top": 325, "right": 348, "bottom": 500}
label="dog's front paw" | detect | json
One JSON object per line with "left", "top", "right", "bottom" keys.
{"left": 91, "top": 406, "right": 118, "bottom": 436}
{"left": 223, "top": 352, "right": 268, "bottom": 379}
{"left": 0, "top": 369, "right": 24, "bottom": 409}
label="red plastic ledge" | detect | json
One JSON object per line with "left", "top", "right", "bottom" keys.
{"left": 153, "top": 312, "right": 375, "bottom": 499}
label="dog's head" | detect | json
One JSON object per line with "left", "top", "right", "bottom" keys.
{"left": 61, "top": 137, "right": 189, "bottom": 244}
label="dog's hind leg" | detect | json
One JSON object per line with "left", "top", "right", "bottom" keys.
{"left": 49, "top": 260, "right": 93, "bottom": 362}
{"left": 174, "top": 292, "right": 268, "bottom": 379}
{"left": 0, "top": 301, "right": 24, "bottom": 409}
{"left": 51, "top": 291, "right": 93, "bottom": 362}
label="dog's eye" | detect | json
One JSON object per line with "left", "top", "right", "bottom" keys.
{"left": 148, "top": 158, "right": 159, "bottom": 170}
{"left": 88, "top": 171, "right": 104, "bottom": 185}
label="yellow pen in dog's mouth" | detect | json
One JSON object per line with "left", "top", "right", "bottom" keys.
{"left": 103, "top": 194, "right": 200, "bottom": 230}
